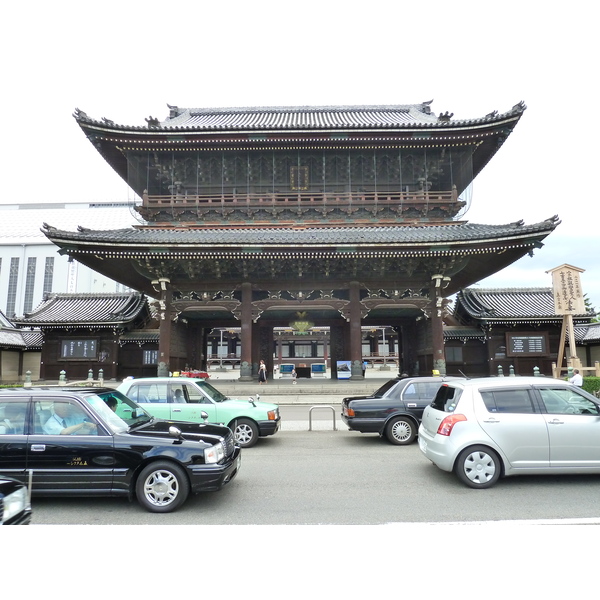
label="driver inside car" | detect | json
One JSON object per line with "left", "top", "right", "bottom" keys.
{"left": 43, "top": 401, "right": 97, "bottom": 435}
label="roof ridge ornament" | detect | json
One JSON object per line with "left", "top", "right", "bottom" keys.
{"left": 73, "top": 108, "right": 89, "bottom": 121}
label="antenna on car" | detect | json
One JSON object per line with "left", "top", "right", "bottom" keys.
{"left": 458, "top": 369, "right": 469, "bottom": 379}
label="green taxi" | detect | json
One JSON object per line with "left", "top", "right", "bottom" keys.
{"left": 116, "top": 377, "right": 280, "bottom": 448}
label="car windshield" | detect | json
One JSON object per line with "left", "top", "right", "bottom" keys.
{"left": 194, "top": 380, "right": 229, "bottom": 402}
{"left": 84, "top": 390, "right": 153, "bottom": 434}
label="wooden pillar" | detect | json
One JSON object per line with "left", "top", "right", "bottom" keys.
{"left": 157, "top": 280, "right": 172, "bottom": 377}
{"left": 430, "top": 279, "right": 446, "bottom": 376}
{"left": 200, "top": 327, "right": 209, "bottom": 370}
{"left": 329, "top": 324, "right": 343, "bottom": 380}
{"left": 239, "top": 282, "right": 253, "bottom": 381}
{"left": 277, "top": 336, "right": 283, "bottom": 365}
{"left": 349, "top": 281, "right": 364, "bottom": 379}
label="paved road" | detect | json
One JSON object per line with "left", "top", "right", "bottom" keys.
{"left": 28, "top": 422, "right": 600, "bottom": 525}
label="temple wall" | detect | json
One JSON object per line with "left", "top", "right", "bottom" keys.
{"left": 22, "top": 351, "right": 41, "bottom": 381}
{"left": 0, "top": 350, "right": 21, "bottom": 382}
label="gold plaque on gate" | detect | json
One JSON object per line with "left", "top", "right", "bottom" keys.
{"left": 290, "top": 166, "right": 309, "bottom": 191}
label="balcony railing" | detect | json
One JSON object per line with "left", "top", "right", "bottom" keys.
{"left": 142, "top": 188, "right": 459, "bottom": 212}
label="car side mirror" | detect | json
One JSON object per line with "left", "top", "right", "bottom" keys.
{"left": 168, "top": 425, "right": 183, "bottom": 440}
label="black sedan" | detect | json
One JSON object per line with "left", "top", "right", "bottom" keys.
{"left": 0, "top": 476, "right": 32, "bottom": 524}
{"left": 0, "top": 387, "right": 241, "bottom": 513}
{"left": 341, "top": 376, "right": 461, "bottom": 445}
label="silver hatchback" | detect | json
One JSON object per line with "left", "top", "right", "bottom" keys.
{"left": 418, "top": 377, "right": 600, "bottom": 488}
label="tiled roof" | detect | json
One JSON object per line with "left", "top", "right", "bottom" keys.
{"left": 119, "top": 329, "right": 159, "bottom": 345}
{"left": 42, "top": 217, "right": 559, "bottom": 248}
{"left": 162, "top": 103, "right": 441, "bottom": 130}
{"left": 14, "top": 293, "right": 148, "bottom": 327}
{"left": 0, "top": 307, "right": 42, "bottom": 349}
{"left": 576, "top": 322, "right": 600, "bottom": 343}
{"left": 444, "top": 325, "right": 485, "bottom": 340}
{"left": 457, "top": 287, "right": 591, "bottom": 320}
{"left": 0, "top": 329, "right": 29, "bottom": 349}
{"left": 74, "top": 101, "right": 526, "bottom": 133}
{"left": 21, "top": 330, "right": 43, "bottom": 349}
{"left": 443, "top": 326, "right": 486, "bottom": 340}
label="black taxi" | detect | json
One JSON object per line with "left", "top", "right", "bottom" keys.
{"left": 342, "top": 376, "right": 463, "bottom": 445}
{"left": 0, "top": 387, "right": 241, "bottom": 513}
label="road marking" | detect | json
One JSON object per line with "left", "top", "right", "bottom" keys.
{"left": 386, "top": 517, "right": 600, "bottom": 525}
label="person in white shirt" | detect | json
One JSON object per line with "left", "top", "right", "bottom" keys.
{"left": 568, "top": 369, "right": 583, "bottom": 387}
{"left": 43, "top": 402, "right": 97, "bottom": 435}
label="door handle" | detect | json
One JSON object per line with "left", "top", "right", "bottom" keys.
{"left": 31, "top": 444, "right": 46, "bottom": 452}
{"left": 172, "top": 408, "right": 182, "bottom": 412}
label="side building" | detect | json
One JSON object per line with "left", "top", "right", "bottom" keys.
{"left": 13, "top": 292, "right": 155, "bottom": 381}
{"left": 446, "top": 288, "right": 596, "bottom": 377}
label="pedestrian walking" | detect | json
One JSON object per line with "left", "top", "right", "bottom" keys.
{"left": 292, "top": 368, "right": 297, "bottom": 384}
{"left": 258, "top": 359, "right": 267, "bottom": 384}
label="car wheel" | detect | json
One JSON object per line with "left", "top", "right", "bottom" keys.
{"left": 455, "top": 446, "right": 501, "bottom": 489}
{"left": 232, "top": 418, "right": 259, "bottom": 448}
{"left": 136, "top": 461, "right": 190, "bottom": 513}
{"left": 384, "top": 416, "right": 417, "bottom": 445}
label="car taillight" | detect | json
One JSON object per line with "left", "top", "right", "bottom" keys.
{"left": 437, "top": 414, "right": 467, "bottom": 436}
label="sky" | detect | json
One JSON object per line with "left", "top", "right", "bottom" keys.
{"left": 2, "top": 0, "right": 598, "bottom": 311}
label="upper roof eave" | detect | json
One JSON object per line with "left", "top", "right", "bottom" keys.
{"left": 73, "top": 101, "right": 526, "bottom": 136}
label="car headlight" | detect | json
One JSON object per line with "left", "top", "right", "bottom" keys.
{"left": 204, "top": 442, "right": 225, "bottom": 464}
{"left": 2, "top": 486, "right": 29, "bottom": 524}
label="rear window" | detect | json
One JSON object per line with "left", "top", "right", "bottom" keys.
{"left": 481, "top": 389, "right": 535, "bottom": 414}
{"left": 431, "top": 384, "right": 462, "bottom": 412}
{"left": 403, "top": 382, "right": 442, "bottom": 401}
{"left": 371, "top": 380, "right": 399, "bottom": 399}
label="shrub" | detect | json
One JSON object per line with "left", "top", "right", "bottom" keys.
{"left": 583, "top": 377, "right": 600, "bottom": 397}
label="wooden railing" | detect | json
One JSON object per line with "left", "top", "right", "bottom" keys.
{"left": 142, "top": 188, "right": 459, "bottom": 212}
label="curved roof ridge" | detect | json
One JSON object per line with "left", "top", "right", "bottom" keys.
{"left": 72, "top": 101, "right": 526, "bottom": 132}
{"left": 15, "top": 291, "right": 147, "bottom": 325}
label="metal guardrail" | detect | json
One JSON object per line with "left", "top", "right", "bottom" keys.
{"left": 308, "top": 405, "right": 337, "bottom": 431}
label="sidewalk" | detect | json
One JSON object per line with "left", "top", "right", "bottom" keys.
{"left": 205, "top": 367, "right": 397, "bottom": 405}
{"left": 41, "top": 367, "right": 398, "bottom": 406}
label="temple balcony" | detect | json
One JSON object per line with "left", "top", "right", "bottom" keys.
{"left": 137, "top": 187, "right": 463, "bottom": 225}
